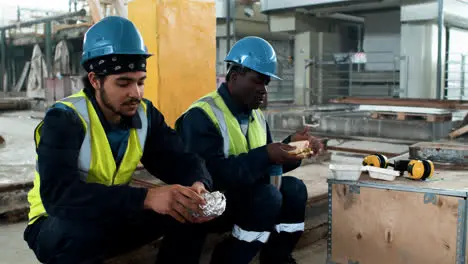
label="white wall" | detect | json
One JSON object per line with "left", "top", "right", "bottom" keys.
{"left": 446, "top": 28, "right": 468, "bottom": 99}
{"left": 362, "top": 10, "right": 401, "bottom": 71}
{"left": 400, "top": 23, "right": 444, "bottom": 99}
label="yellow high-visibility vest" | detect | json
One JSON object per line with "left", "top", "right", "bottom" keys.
{"left": 176, "top": 90, "right": 267, "bottom": 157}
{"left": 27, "top": 90, "right": 148, "bottom": 224}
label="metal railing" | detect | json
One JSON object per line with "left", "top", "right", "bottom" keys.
{"left": 304, "top": 51, "right": 407, "bottom": 105}
{"left": 444, "top": 53, "right": 468, "bottom": 100}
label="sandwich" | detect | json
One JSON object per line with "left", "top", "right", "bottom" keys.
{"left": 287, "top": 140, "right": 314, "bottom": 158}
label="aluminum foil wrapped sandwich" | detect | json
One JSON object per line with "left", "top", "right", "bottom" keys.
{"left": 194, "top": 191, "right": 226, "bottom": 218}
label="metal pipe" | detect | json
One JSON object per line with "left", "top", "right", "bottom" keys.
{"left": 232, "top": 1, "right": 237, "bottom": 43}
{"left": 0, "top": 9, "right": 86, "bottom": 31}
{"left": 226, "top": 0, "right": 231, "bottom": 53}
{"left": 436, "top": 0, "right": 444, "bottom": 99}
{"left": 45, "top": 22, "right": 53, "bottom": 78}
{"left": 0, "top": 30, "right": 5, "bottom": 93}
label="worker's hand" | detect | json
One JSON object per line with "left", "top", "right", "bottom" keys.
{"left": 144, "top": 185, "right": 206, "bottom": 224}
{"left": 189, "top": 181, "right": 218, "bottom": 223}
{"left": 290, "top": 127, "right": 324, "bottom": 157}
{"left": 266, "top": 142, "right": 304, "bottom": 164}
{"left": 190, "top": 181, "right": 208, "bottom": 195}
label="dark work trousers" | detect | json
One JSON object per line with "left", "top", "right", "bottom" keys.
{"left": 159, "top": 176, "right": 308, "bottom": 264}
{"left": 23, "top": 210, "right": 205, "bottom": 264}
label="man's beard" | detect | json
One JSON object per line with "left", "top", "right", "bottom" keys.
{"left": 100, "top": 88, "right": 140, "bottom": 117}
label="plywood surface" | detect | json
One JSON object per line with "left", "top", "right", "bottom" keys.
{"left": 330, "top": 184, "right": 460, "bottom": 264}
{"left": 354, "top": 169, "right": 468, "bottom": 194}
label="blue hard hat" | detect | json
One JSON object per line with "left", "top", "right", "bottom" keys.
{"left": 225, "top": 36, "right": 281, "bottom": 80}
{"left": 81, "top": 16, "right": 151, "bottom": 65}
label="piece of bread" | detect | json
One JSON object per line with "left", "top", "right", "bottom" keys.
{"left": 287, "top": 140, "right": 313, "bottom": 156}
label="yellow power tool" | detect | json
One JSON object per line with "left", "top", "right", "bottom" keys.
{"left": 363, "top": 154, "right": 435, "bottom": 181}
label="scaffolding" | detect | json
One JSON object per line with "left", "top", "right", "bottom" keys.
{"left": 304, "top": 51, "right": 407, "bottom": 106}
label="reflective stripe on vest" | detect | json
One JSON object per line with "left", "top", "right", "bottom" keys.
{"left": 57, "top": 96, "right": 148, "bottom": 181}
{"left": 196, "top": 96, "right": 267, "bottom": 158}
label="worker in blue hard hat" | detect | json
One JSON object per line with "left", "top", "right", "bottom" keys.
{"left": 171, "top": 36, "right": 324, "bottom": 264}
{"left": 23, "top": 16, "right": 216, "bottom": 264}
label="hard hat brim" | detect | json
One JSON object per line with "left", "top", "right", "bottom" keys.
{"left": 81, "top": 52, "right": 153, "bottom": 65}
{"left": 225, "top": 60, "right": 282, "bottom": 81}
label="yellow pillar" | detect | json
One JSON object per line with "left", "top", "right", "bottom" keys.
{"left": 128, "top": 0, "right": 216, "bottom": 127}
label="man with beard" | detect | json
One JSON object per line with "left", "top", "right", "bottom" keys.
{"left": 173, "top": 36, "right": 324, "bottom": 264}
{"left": 23, "top": 16, "right": 215, "bottom": 264}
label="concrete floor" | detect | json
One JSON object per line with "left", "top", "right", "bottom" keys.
{"left": 0, "top": 221, "right": 327, "bottom": 264}
{"left": 0, "top": 110, "right": 39, "bottom": 184}
{"left": 0, "top": 222, "right": 39, "bottom": 264}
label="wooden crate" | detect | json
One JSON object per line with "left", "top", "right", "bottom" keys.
{"left": 327, "top": 171, "right": 468, "bottom": 264}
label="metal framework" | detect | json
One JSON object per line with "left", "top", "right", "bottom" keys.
{"left": 81, "top": 0, "right": 129, "bottom": 22}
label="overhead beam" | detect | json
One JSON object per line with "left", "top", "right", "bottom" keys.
{"left": 113, "top": 0, "right": 128, "bottom": 18}
{"left": 87, "top": 0, "right": 104, "bottom": 22}
{"left": 0, "top": 9, "right": 86, "bottom": 30}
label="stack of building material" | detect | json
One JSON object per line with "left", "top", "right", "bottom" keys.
{"left": 409, "top": 141, "right": 468, "bottom": 169}
{"left": 0, "top": 98, "right": 31, "bottom": 111}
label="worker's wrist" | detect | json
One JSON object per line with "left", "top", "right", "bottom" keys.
{"left": 197, "top": 179, "right": 212, "bottom": 192}
{"left": 251, "top": 145, "right": 272, "bottom": 166}
{"left": 142, "top": 188, "right": 152, "bottom": 210}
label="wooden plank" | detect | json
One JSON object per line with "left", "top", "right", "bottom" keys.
{"left": 370, "top": 111, "right": 452, "bottom": 122}
{"left": 330, "top": 184, "right": 460, "bottom": 264}
{"left": 330, "top": 97, "right": 468, "bottom": 109}
{"left": 449, "top": 124, "right": 468, "bottom": 139}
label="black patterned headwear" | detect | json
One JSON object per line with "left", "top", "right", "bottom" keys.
{"left": 83, "top": 54, "right": 148, "bottom": 75}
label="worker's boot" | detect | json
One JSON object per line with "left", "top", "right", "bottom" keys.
{"left": 285, "top": 254, "right": 298, "bottom": 264}
{"left": 210, "top": 236, "right": 263, "bottom": 264}
{"left": 259, "top": 231, "right": 302, "bottom": 264}
{"left": 260, "top": 253, "right": 298, "bottom": 264}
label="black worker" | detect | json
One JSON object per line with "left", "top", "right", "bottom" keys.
{"left": 170, "top": 36, "right": 325, "bottom": 264}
